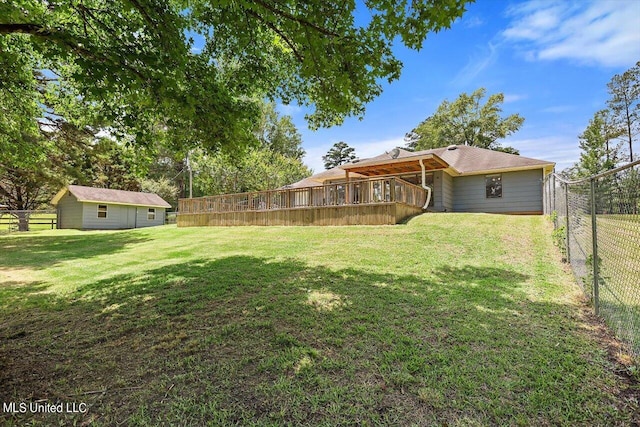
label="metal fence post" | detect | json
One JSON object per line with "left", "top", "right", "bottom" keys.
{"left": 590, "top": 178, "right": 600, "bottom": 316}
{"left": 552, "top": 174, "right": 556, "bottom": 214}
{"left": 564, "top": 182, "right": 570, "bottom": 262}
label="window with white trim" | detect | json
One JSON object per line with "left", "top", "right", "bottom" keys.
{"left": 147, "top": 208, "right": 156, "bottom": 220}
{"left": 98, "top": 204, "right": 108, "bottom": 218}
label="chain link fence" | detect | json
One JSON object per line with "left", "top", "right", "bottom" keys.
{"left": 544, "top": 160, "right": 640, "bottom": 359}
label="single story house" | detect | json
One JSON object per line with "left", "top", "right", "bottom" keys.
{"left": 52, "top": 185, "right": 171, "bottom": 229}
{"left": 288, "top": 145, "right": 555, "bottom": 215}
{"left": 178, "top": 145, "right": 555, "bottom": 227}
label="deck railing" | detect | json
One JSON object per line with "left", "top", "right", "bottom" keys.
{"left": 179, "top": 177, "right": 428, "bottom": 214}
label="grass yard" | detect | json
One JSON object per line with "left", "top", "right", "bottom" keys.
{"left": 0, "top": 214, "right": 638, "bottom": 426}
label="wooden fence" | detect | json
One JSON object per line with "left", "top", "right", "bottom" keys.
{"left": 178, "top": 177, "right": 428, "bottom": 226}
{"left": 0, "top": 210, "right": 57, "bottom": 232}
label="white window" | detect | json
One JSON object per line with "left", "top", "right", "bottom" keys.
{"left": 147, "top": 208, "right": 156, "bottom": 220}
{"left": 98, "top": 204, "right": 108, "bottom": 218}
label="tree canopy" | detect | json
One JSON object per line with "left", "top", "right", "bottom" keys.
{"left": 322, "top": 142, "right": 356, "bottom": 170}
{"left": 1, "top": 0, "right": 472, "bottom": 157}
{"left": 405, "top": 88, "right": 524, "bottom": 153}
{"left": 190, "top": 100, "right": 311, "bottom": 196}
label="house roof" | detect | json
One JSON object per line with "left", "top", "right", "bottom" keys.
{"left": 52, "top": 185, "right": 171, "bottom": 208}
{"left": 290, "top": 145, "right": 555, "bottom": 187}
{"left": 416, "top": 145, "right": 555, "bottom": 176}
{"left": 288, "top": 149, "right": 418, "bottom": 186}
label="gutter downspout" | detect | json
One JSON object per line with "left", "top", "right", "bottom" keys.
{"left": 419, "top": 159, "right": 432, "bottom": 210}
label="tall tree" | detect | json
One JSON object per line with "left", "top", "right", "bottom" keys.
{"left": 607, "top": 61, "right": 639, "bottom": 162}
{"left": 140, "top": 177, "right": 179, "bottom": 209}
{"left": 322, "top": 142, "right": 356, "bottom": 169}
{"left": 192, "top": 149, "right": 311, "bottom": 196}
{"left": 405, "top": 88, "right": 524, "bottom": 153}
{"left": 573, "top": 111, "right": 619, "bottom": 178}
{"left": 255, "top": 103, "right": 305, "bottom": 160}
{"left": 1, "top": 1, "right": 471, "bottom": 159}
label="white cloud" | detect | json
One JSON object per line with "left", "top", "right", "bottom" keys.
{"left": 540, "top": 105, "right": 575, "bottom": 113}
{"left": 462, "top": 16, "right": 485, "bottom": 28}
{"left": 454, "top": 42, "right": 499, "bottom": 85}
{"left": 503, "top": 93, "right": 528, "bottom": 103}
{"left": 502, "top": 0, "right": 640, "bottom": 67}
{"left": 507, "top": 136, "right": 580, "bottom": 172}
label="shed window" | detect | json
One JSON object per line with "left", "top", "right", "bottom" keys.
{"left": 147, "top": 208, "right": 156, "bottom": 220}
{"left": 486, "top": 174, "right": 502, "bottom": 198}
{"left": 97, "top": 204, "right": 108, "bottom": 218}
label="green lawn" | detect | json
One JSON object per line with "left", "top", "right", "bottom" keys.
{"left": 0, "top": 214, "right": 637, "bottom": 426}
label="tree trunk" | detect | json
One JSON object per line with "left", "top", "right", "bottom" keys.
{"left": 16, "top": 211, "right": 29, "bottom": 232}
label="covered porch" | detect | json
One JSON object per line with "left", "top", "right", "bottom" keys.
{"left": 177, "top": 153, "right": 449, "bottom": 227}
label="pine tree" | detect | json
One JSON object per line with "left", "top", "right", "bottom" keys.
{"left": 322, "top": 142, "right": 356, "bottom": 169}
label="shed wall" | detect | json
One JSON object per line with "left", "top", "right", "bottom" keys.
{"left": 452, "top": 169, "right": 544, "bottom": 214}
{"left": 136, "top": 207, "right": 166, "bottom": 228}
{"left": 81, "top": 203, "right": 133, "bottom": 229}
{"left": 57, "top": 192, "right": 83, "bottom": 229}
{"left": 80, "top": 203, "right": 166, "bottom": 229}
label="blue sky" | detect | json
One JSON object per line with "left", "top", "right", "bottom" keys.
{"left": 278, "top": 0, "right": 640, "bottom": 173}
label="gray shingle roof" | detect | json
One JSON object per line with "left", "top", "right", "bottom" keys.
{"left": 413, "top": 145, "right": 554, "bottom": 175}
{"left": 52, "top": 185, "right": 171, "bottom": 208}
{"left": 291, "top": 145, "right": 554, "bottom": 187}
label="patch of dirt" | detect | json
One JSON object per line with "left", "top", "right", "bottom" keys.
{"left": 0, "top": 267, "right": 36, "bottom": 284}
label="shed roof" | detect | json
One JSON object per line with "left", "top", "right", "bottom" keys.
{"left": 52, "top": 185, "right": 171, "bottom": 208}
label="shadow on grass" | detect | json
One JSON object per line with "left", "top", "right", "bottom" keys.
{"left": 0, "top": 231, "right": 151, "bottom": 269}
{"left": 0, "top": 256, "right": 635, "bottom": 426}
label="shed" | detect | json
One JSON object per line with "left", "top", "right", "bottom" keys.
{"left": 52, "top": 185, "right": 171, "bottom": 229}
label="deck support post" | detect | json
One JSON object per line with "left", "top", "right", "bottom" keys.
{"left": 389, "top": 178, "right": 396, "bottom": 202}
{"left": 345, "top": 171, "right": 350, "bottom": 205}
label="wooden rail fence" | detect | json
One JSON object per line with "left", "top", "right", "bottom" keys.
{"left": 0, "top": 210, "right": 57, "bottom": 232}
{"left": 178, "top": 177, "right": 428, "bottom": 227}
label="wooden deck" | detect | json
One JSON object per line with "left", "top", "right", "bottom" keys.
{"left": 177, "top": 177, "right": 427, "bottom": 227}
